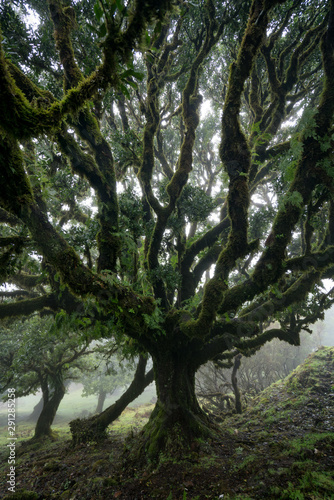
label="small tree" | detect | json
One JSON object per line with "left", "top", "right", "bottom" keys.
{"left": 0, "top": 316, "right": 92, "bottom": 439}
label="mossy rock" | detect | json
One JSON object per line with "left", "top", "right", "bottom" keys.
{"left": 59, "top": 491, "right": 72, "bottom": 499}
{"left": 102, "top": 477, "right": 119, "bottom": 487}
{"left": 43, "top": 458, "right": 62, "bottom": 471}
{"left": 91, "top": 458, "right": 109, "bottom": 472}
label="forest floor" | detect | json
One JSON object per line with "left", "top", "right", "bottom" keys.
{"left": 0, "top": 346, "right": 333, "bottom": 500}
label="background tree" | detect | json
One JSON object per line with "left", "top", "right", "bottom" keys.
{"left": 81, "top": 354, "right": 138, "bottom": 413}
{"left": 0, "top": 0, "right": 334, "bottom": 462}
{"left": 196, "top": 327, "right": 323, "bottom": 415}
{"left": 0, "top": 316, "right": 92, "bottom": 439}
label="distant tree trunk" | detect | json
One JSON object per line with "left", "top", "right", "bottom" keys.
{"left": 34, "top": 374, "right": 66, "bottom": 439}
{"left": 232, "top": 353, "right": 242, "bottom": 414}
{"left": 26, "top": 396, "right": 43, "bottom": 422}
{"left": 70, "top": 355, "right": 154, "bottom": 444}
{"left": 95, "top": 390, "right": 107, "bottom": 414}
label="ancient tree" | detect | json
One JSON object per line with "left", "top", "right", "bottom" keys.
{"left": 1, "top": 0, "right": 334, "bottom": 459}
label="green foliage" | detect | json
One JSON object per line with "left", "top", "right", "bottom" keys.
{"left": 148, "top": 264, "right": 181, "bottom": 294}
{"left": 0, "top": 4, "right": 33, "bottom": 64}
{"left": 118, "top": 187, "right": 144, "bottom": 236}
{"left": 281, "top": 191, "right": 304, "bottom": 211}
{"left": 298, "top": 108, "right": 318, "bottom": 140}
{"left": 178, "top": 185, "right": 216, "bottom": 224}
{"left": 281, "top": 433, "right": 334, "bottom": 459}
{"left": 0, "top": 316, "right": 91, "bottom": 400}
{"left": 142, "top": 303, "right": 165, "bottom": 334}
{"left": 248, "top": 205, "right": 276, "bottom": 241}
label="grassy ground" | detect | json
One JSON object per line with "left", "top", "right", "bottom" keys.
{"left": 0, "top": 348, "right": 333, "bottom": 499}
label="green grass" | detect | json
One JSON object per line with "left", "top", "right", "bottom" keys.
{"left": 271, "top": 471, "right": 334, "bottom": 500}
{"left": 109, "top": 403, "right": 154, "bottom": 434}
{"left": 280, "top": 432, "right": 334, "bottom": 458}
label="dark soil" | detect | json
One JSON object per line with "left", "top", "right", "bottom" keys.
{"left": 1, "top": 347, "right": 333, "bottom": 500}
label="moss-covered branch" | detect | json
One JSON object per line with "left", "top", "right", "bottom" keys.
{"left": 286, "top": 247, "right": 334, "bottom": 273}
{"left": 166, "top": 0, "right": 222, "bottom": 208}
{"left": 47, "top": 0, "right": 83, "bottom": 90}
{"left": 235, "top": 326, "right": 301, "bottom": 351}
{"left": 7, "top": 12, "right": 120, "bottom": 274}
{"left": 249, "top": 22, "right": 334, "bottom": 293}
{"left": 247, "top": 10, "right": 328, "bottom": 184}
{"left": 0, "top": 294, "right": 58, "bottom": 320}
{"left": 0, "top": 0, "right": 175, "bottom": 142}
{"left": 183, "top": 0, "right": 277, "bottom": 337}
{"left": 240, "top": 270, "right": 321, "bottom": 324}
{"left": 9, "top": 273, "right": 45, "bottom": 290}
{"left": 181, "top": 0, "right": 334, "bottom": 338}
{"left": 48, "top": 0, "right": 120, "bottom": 273}
{"left": 142, "top": 0, "right": 224, "bottom": 306}
{"left": 0, "top": 135, "right": 155, "bottom": 334}
{"left": 0, "top": 37, "right": 117, "bottom": 141}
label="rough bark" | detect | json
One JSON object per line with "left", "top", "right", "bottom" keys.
{"left": 34, "top": 377, "right": 66, "bottom": 439}
{"left": 133, "top": 345, "right": 217, "bottom": 461}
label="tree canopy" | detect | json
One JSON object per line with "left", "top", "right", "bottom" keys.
{"left": 0, "top": 0, "right": 334, "bottom": 459}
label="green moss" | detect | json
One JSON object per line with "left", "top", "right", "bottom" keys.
{"left": 48, "top": 1, "right": 83, "bottom": 90}
{"left": 91, "top": 458, "right": 110, "bottom": 472}
{"left": 0, "top": 36, "right": 114, "bottom": 141}
{"left": 3, "top": 491, "right": 38, "bottom": 500}
{"left": 233, "top": 453, "right": 258, "bottom": 471}
{"left": 0, "top": 135, "right": 34, "bottom": 215}
{"left": 285, "top": 347, "right": 334, "bottom": 393}
{"left": 129, "top": 395, "right": 215, "bottom": 463}
{"left": 271, "top": 470, "right": 334, "bottom": 499}
{"left": 43, "top": 458, "right": 62, "bottom": 471}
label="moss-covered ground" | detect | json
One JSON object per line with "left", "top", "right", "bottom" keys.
{"left": 0, "top": 347, "right": 333, "bottom": 499}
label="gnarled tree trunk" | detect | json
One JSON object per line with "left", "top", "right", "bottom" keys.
{"left": 34, "top": 374, "right": 65, "bottom": 439}
{"left": 137, "top": 345, "right": 216, "bottom": 461}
